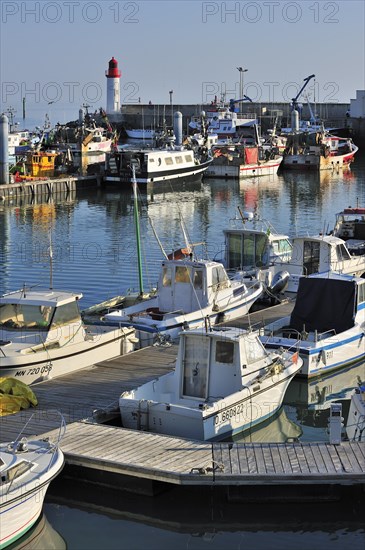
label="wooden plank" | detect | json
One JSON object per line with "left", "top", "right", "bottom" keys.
{"left": 229, "top": 444, "right": 241, "bottom": 475}
{"left": 284, "top": 444, "right": 300, "bottom": 474}
{"left": 316, "top": 443, "right": 337, "bottom": 473}
{"left": 261, "top": 444, "right": 275, "bottom": 474}
{"left": 293, "top": 444, "right": 311, "bottom": 474}
{"left": 236, "top": 445, "right": 249, "bottom": 474}
{"left": 245, "top": 444, "right": 258, "bottom": 474}
{"left": 269, "top": 444, "right": 285, "bottom": 474}
{"left": 308, "top": 443, "right": 327, "bottom": 474}
{"left": 324, "top": 444, "right": 345, "bottom": 473}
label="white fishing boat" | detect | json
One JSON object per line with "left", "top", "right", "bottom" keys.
{"left": 0, "top": 414, "right": 65, "bottom": 549}
{"left": 222, "top": 210, "right": 365, "bottom": 296}
{"left": 189, "top": 101, "right": 257, "bottom": 138}
{"left": 125, "top": 128, "right": 156, "bottom": 139}
{"left": 0, "top": 287, "right": 137, "bottom": 385}
{"left": 103, "top": 257, "right": 263, "bottom": 346}
{"left": 119, "top": 327, "right": 302, "bottom": 441}
{"left": 260, "top": 273, "right": 365, "bottom": 378}
{"left": 346, "top": 385, "right": 365, "bottom": 442}
{"left": 330, "top": 205, "right": 365, "bottom": 257}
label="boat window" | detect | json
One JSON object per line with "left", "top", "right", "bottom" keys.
{"left": 242, "top": 233, "right": 255, "bottom": 267}
{"left": 185, "top": 155, "right": 193, "bottom": 162}
{"left": 193, "top": 269, "right": 203, "bottom": 289}
{"left": 215, "top": 340, "right": 234, "bottom": 364}
{"left": 175, "top": 156, "right": 183, "bottom": 164}
{"left": 227, "top": 233, "right": 242, "bottom": 269}
{"left": 212, "top": 266, "right": 230, "bottom": 291}
{"left": 162, "top": 266, "right": 172, "bottom": 287}
{"left": 0, "top": 303, "right": 54, "bottom": 330}
{"left": 1, "top": 460, "right": 33, "bottom": 484}
{"left": 303, "top": 241, "right": 320, "bottom": 275}
{"left": 50, "top": 301, "right": 80, "bottom": 328}
{"left": 358, "top": 283, "right": 365, "bottom": 304}
{"left": 165, "top": 157, "right": 173, "bottom": 165}
{"left": 149, "top": 158, "right": 155, "bottom": 163}
{"left": 336, "top": 244, "right": 351, "bottom": 261}
{"left": 278, "top": 239, "right": 292, "bottom": 254}
{"left": 175, "top": 266, "right": 191, "bottom": 284}
{"left": 244, "top": 336, "right": 267, "bottom": 364}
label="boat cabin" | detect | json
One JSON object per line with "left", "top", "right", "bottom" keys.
{"left": 332, "top": 207, "right": 365, "bottom": 255}
{"left": 157, "top": 259, "right": 232, "bottom": 314}
{"left": 224, "top": 227, "right": 292, "bottom": 272}
{"left": 176, "top": 329, "right": 273, "bottom": 401}
{"left": 0, "top": 289, "right": 84, "bottom": 346}
{"left": 282, "top": 234, "right": 365, "bottom": 292}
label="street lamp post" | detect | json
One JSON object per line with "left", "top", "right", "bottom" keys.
{"left": 169, "top": 90, "right": 173, "bottom": 126}
{"left": 237, "top": 67, "right": 248, "bottom": 113}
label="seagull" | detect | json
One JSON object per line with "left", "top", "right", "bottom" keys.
{"left": 48, "top": 101, "right": 54, "bottom": 105}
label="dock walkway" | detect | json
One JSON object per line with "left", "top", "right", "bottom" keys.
{"left": 1, "top": 301, "right": 364, "bottom": 491}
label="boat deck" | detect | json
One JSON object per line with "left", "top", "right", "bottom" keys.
{"left": 1, "top": 300, "right": 364, "bottom": 491}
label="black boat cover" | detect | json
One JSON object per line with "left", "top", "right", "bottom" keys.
{"left": 290, "top": 277, "right": 356, "bottom": 334}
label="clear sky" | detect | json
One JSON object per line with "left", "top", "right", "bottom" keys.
{"left": 1, "top": 0, "right": 364, "bottom": 124}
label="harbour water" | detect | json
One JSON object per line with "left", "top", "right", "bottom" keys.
{"left": 1, "top": 149, "right": 365, "bottom": 549}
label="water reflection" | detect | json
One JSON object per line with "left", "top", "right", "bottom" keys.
{"left": 7, "top": 514, "right": 66, "bottom": 550}
{"left": 232, "top": 362, "right": 365, "bottom": 444}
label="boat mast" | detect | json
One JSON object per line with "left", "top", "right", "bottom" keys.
{"left": 49, "top": 228, "right": 53, "bottom": 290}
{"left": 131, "top": 161, "right": 144, "bottom": 295}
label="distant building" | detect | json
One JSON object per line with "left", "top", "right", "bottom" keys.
{"left": 350, "top": 90, "right": 365, "bottom": 118}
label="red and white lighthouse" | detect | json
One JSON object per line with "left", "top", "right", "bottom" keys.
{"left": 105, "top": 56, "right": 121, "bottom": 114}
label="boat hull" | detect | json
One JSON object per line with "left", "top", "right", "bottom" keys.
{"left": 206, "top": 158, "right": 282, "bottom": 178}
{"left": 282, "top": 151, "right": 356, "bottom": 170}
{"left": 120, "top": 367, "right": 298, "bottom": 441}
{"left": 0, "top": 327, "right": 135, "bottom": 386}
{"left": 106, "top": 284, "right": 262, "bottom": 346}
{"left": 105, "top": 158, "right": 212, "bottom": 184}
{"left": 261, "top": 328, "right": 365, "bottom": 378}
{"left": 0, "top": 444, "right": 64, "bottom": 549}
{"left": 346, "top": 387, "right": 365, "bottom": 442}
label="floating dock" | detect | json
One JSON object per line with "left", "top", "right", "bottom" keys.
{"left": 0, "top": 175, "right": 101, "bottom": 202}
{"left": 1, "top": 302, "right": 364, "bottom": 497}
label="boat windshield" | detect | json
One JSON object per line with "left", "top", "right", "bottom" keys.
{"left": 0, "top": 303, "right": 54, "bottom": 330}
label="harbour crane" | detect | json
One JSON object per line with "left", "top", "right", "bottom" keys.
{"left": 229, "top": 96, "right": 253, "bottom": 112}
{"left": 291, "top": 74, "right": 315, "bottom": 111}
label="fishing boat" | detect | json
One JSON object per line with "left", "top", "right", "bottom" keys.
{"left": 0, "top": 287, "right": 137, "bottom": 385}
{"left": 260, "top": 273, "right": 365, "bottom": 378}
{"left": 282, "top": 130, "right": 358, "bottom": 170}
{"left": 222, "top": 209, "right": 365, "bottom": 296}
{"left": 0, "top": 414, "right": 65, "bottom": 549}
{"left": 125, "top": 128, "right": 156, "bottom": 139}
{"left": 330, "top": 205, "right": 365, "bottom": 257}
{"left": 105, "top": 126, "right": 213, "bottom": 185}
{"left": 103, "top": 257, "right": 263, "bottom": 346}
{"left": 206, "top": 142, "right": 283, "bottom": 179}
{"left": 189, "top": 100, "right": 257, "bottom": 138}
{"left": 346, "top": 385, "right": 365, "bottom": 442}
{"left": 118, "top": 327, "right": 302, "bottom": 441}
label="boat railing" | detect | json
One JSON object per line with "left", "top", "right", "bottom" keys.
{"left": 9, "top": 410, "right": 66, "bottom": 468}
